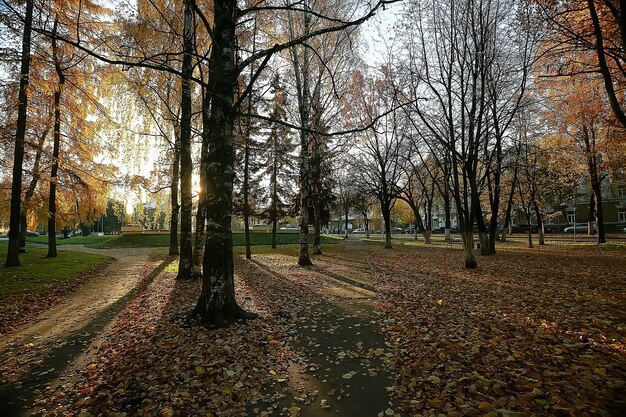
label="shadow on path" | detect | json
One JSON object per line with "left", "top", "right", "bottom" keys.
{"left": 0, "top": 256, "right": 175, "bottom": 417}
{"left": 244, "top": 256, "right": 400, "bottom": 416}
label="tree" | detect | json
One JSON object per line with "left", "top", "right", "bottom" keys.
{"left": 5, "top": 0, "right": 33, "bottom": 267}
{"left": 176, "top": 0, "right": 195, "bottom": 279}
{"left": 259, "top": 74, "right": 296, "bottom": 249}
{"left": 349, "top": 71, "right": 404, "bottom": 249}
{"left": 538, "top": 0, "right": 626, "bottom": 129}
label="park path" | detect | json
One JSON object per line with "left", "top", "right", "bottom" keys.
{"left": 0, "top": 246, "right": 158, "bottom": 417}
{"left": 239, "top": 242, "right": 403, "bottom": 417}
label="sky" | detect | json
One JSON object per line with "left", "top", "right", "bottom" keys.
{"left": 361, "top": 1, "right": 403, "bottom": 69}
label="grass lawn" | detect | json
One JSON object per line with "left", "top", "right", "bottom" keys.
{"left": 28, "top": 232, "right": 344, "bottom": 249}
{"left": 0, "top": 241, "right": 110, "bottom": 298}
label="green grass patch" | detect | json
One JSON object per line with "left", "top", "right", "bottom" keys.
{"left": 27, "top": 235, "right": 116, "bottom": 246}
{"left": 27, "top": 232, "right": 343, "bottom": 249}
{"left": 0, "top": 241, "right": 111, "bottom": 298}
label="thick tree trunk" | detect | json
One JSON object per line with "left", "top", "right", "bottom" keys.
{"left": 461, "top": 229, "right": 477, "bottom": 268}
{"left": 382, "top": 202, "right": 392, "bottom": 249}
{"left": 364, "top": 216, "right": 370, "bottom": 238}
{"left": 169, "top": 127, "right": 180, "bottom": 256}
{"left": 6, "top": 0, "right": 33, "bottom": 267}
{"left": 344, "top": 209, "right": 349, "bottom": 239}
{"left": 47, "top": 19, "right": 64, "bottom": 259}
{"left": 177, "top": 0, "right": 194, "bottom": 279}
{"left": 194, "top": 0, "right": 254, "bottom": 327}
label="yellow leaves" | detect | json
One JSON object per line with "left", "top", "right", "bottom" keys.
{"left": 86, "top": 363, "right": 97, "bottom": 370}
{"left": 195, "top": 366, "right": 205, "bottom": 375}
{"left": 288, "top": 405, "right": 301, "bottom": 416}
{"left": 478, "top": 401, "right": 492, "bottom": 412}
{"left": 436, "top": 299, "right": 443, "bottom": 305}
{"left": 371, "top": 348, "right": 385, "bottom": 356}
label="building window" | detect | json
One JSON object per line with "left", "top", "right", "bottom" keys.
{"left": 620, "top": 188, "right": 626, "bottom": 198}
{"left": 567, "top": 213, "right": 576, "bottom": 224}
{"left": 619, "top": 210, "right": 626, "bottom": 223}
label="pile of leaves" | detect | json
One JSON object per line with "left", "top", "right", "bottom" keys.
{"left": 370, "top": 243, "right": 626, "bottom": 416}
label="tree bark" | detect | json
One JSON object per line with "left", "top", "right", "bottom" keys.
{"left": 461, "top": 229, "right": 477, "bottom": 268}
{"left": 381, "top": 201, "right": 392, "bottom": 249}
{"left": 194, "top": 0, "right": 254, "bottom": 327}
{"left": 534, "top": 202, "right": 545, "bottom": 245}
{"left": 192, "top": 93, "right": 210, "bottom": 274}
{"left": 177, "top": 0, "right": 194, "bottom": 279}
{"left": 47, "top": 18, "right": 65, "bottom": 259}
{"left": 297, "top": 7, "right": 313, "bottom": 267}
{"left": 6, "top": 0, "right": 33, "bottom": 267}
{"left": 271, "top": 163, "right": 278, "bottom": 249}
{"left": 587, "top": 0, "right": 626, "bottom": 129}
{"left": 313, "top": 202, "right": 322, "bottom": 254}
{"left": 169, "top": 126, "right": 180, "bottom": 256}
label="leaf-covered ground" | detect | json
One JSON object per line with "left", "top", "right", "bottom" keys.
{"left": 0, "top": 244, "right": 113, "bottom": 335}
{"left": 3, "top": 240, "right": 624, "bottom": 416}
{"left": 369, "top": 242, "right": 626, "bottom": 416}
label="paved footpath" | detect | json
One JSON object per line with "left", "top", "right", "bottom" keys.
{"left": 0, "top": 246, "right": 157, "bottom": 417}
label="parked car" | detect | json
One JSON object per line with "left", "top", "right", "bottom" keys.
{"left": 26, "top": 230, "right": 39, "bottom": 237}
{"left": 431, "top": 226, "right": 446, "bottom": 234}
{"left": 351, "top": 228, "right": 366, "bottom": 234}
{"left": 390, "top": 227, "right": 405, "bottom": 234}
{"left": 404, "top": 226, "right": 417, "bottom": 234}
{"left": 564, "top": 224, "right": 596, "bottom": 233}
{"left": 623, "top": 227, "right": 626, "bottom": 233}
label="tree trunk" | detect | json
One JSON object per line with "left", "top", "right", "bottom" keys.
{"left": 533, "top": 202, "right": 545, "bottom": 245}
{"left": 169, "top": 127, "right": 180, "bottom": 256}
{"left": 382, "top": 202, "right": 392, "bottom": 249}
{"left": 242, "top": 120, "right": 252, "bottom": 260}
{"left": 194, "top": 0, "right": 254, "bottom": 327}
{"left": 461, "top": 229, "right": 477, "bottom": 268}
{"left": 502, "top": 165, "right": 518, "bottom": 244}
{"left": 525, "top": 212, "right": 533, "bottom": 248}
{"left": 344, "top": 208, "right": 349, "bottom": 239}
{"left": 177, "top": 0, "right": 194, "bottom": 279}
{"left": 364, "top": 216, "right": 370, "bottom": 238}
{"left": 475, "top": 204, "right": 491, "bottom": 256}
{"left": 313, "top": 202, "right": 322, "bottom": 254}
{"left": 271, "top": 165, "right": 278, "bottom": 249}
{"left": 593, "top": 182, "right": 606, "bottom": 243}
{"left": 6, "top": 0, "right": 33, "bottom": 267}
{"left": 588, "top": 193, "right": 596, "bottom": 237}
{"left": 444, "top": 193, "right": 452, "bottom": 242}
{"left": 297, "top": 8, "right": 313, "bottom": 267}
{"left": 272, "top": 219, "right": 277, "bottom": 249}
{"left": 47, "top": 18, "right": 65, "bottom": 259}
